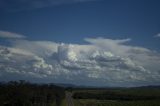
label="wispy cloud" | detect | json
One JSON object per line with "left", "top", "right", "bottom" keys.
{"left": 155, "top": 33, "right": 160, "bottom": 38}
{"left": 0, "top": 31, "right": 160, "bottom": 86}
{"left": 0, "top": 30, "right": 26, "bottom": 39}
{"left": 0, "top": 0, "right": 99, "bottom": 12}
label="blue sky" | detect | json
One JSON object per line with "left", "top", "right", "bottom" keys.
{"left": 0, "top": 0, "right": 160, "bottom": 86}
{"left": 0, "top": 0, "right": 160, "bottom": 48}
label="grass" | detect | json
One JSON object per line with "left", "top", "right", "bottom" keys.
{"left": 73, "top": 87, "right": 160, "bottom": 106}
{"left": 61, "top": 99, "right": 68, "bottom": 106}
{"left": 74, "top": 99, "right": 160, "bottom": 106}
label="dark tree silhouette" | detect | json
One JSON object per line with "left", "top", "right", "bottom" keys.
{"left": 0, "top": 80, "right": 65, "bottom": 106}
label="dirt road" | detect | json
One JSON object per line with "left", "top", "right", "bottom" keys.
{"left": 66, "top": 92, "right": 74, "bottom": 106}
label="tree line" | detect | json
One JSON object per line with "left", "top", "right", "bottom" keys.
{"left": 0, "top": 80, "right": 65, "bottom": 106}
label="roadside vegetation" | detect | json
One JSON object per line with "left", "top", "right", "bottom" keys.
{"left": 0, "top": 80, "right": 65, "bottom": 106}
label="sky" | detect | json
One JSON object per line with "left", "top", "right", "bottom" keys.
{"left": 0, "top": 0, "right": 160, "bottom": 87}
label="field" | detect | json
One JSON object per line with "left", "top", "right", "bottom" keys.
{"left": 74, "top": 99, "right": 160, "bottom": 106}
{"left": 72, "top": 87, "right": 160, "bottom": 106}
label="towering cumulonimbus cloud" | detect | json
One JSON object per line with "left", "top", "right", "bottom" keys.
{"left": 0, "top": 36, "right": 160, "bottom": 86}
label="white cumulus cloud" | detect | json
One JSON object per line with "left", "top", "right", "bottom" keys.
{"left": 0, "top": 35, "right": 160, "bottom": 86}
